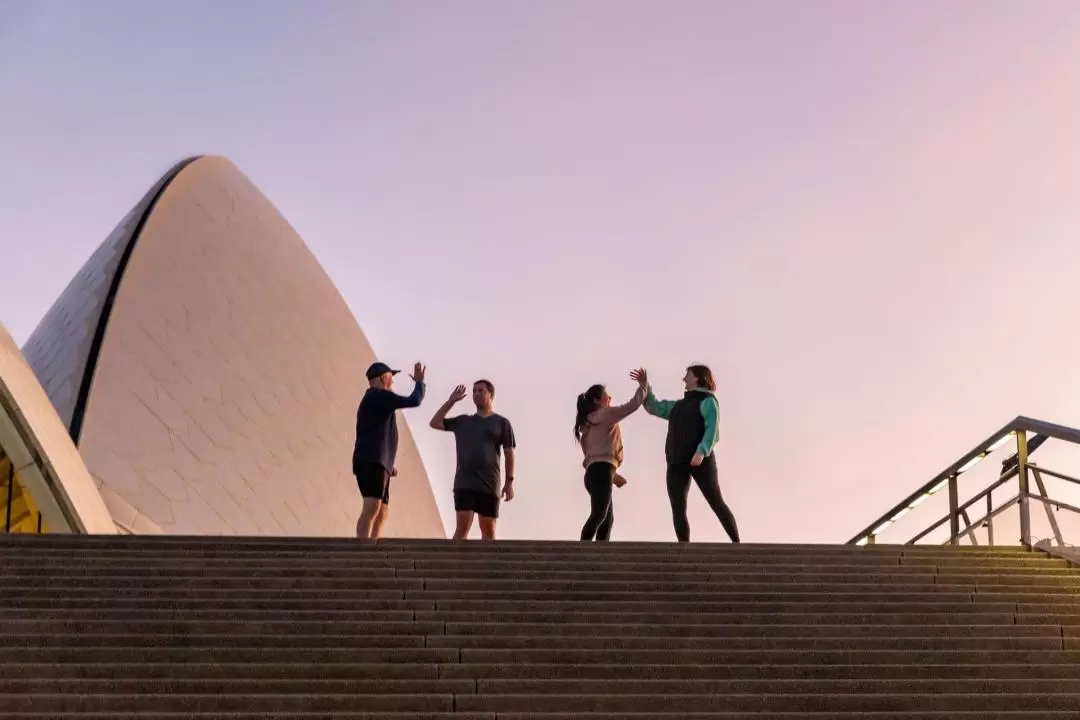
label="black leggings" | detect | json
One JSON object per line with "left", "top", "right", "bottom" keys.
{"left": 581, "top": 462, "right": 616, "bottom": 541}
{"left": 666, "top": 453, "right": 740, "bottom": 543}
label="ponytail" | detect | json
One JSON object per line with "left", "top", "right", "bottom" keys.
{"left": 573, "top": 384, "right": 606, "bottom": 443}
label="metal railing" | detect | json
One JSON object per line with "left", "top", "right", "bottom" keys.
{"left": 847, "top": 416, "right": 1080, "bottom": 548}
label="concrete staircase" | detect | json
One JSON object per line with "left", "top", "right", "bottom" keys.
{"left": 3, "top": 535, "right": 1080, "bottom": 718}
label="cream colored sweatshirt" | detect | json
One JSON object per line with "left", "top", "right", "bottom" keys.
{"left": 579, "top": 384, "right": 647, "bottom": 469}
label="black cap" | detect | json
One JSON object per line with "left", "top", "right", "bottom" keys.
{"left": 366, "top": 362, "right": 400, "bottom": 380}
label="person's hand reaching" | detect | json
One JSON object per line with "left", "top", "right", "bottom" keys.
{"left": 411, "top": 362, "right": 426, "bottom": 383}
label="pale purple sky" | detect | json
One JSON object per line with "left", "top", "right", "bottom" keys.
{"left": 4, "top": 0, "right": 1080, "bottom": 543}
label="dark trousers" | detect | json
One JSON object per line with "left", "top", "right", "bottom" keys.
{"left": 581, "top": 462, "right": 616, "bottom": 541}
{"left": 666, "top": 453, "right": 740, "bottom": 543}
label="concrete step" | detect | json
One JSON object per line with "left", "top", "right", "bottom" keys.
{"left": 458, "top": 648, "right": 1080, "bottom": 664}
{"left": 0, "top": 647, "right": 461, "bottom": 663}
{"left": 6, "top": 712, "right": 1080, "bottom": 716}
{"left": 0, "top": 619, "right": 1065, "bottom": 639}
{"left": 0, "top": 633, "right": 1066, "bottom": 651}
{"left": 0, "top": 552, "right": 1051, "bottom": 569}
{"left": 440, "top": 623, "right": 1062, "bottom": 639}
{"left": 0, "top": 546, "right": 1047, "bottom": 564}
{"left": 0, "top": 596, "right": 1034, "bottom": 614}
{"left": 0, "top": 712, "right": 1078, "bottom": 720}
{"left": 429, "top": 635, "right": 1066, "bottom": 651}
{"left": 8, "top": 677, "right": 1080, "bottom": 695}
{"left": 0, "top": 596, "right": 439, "bottom": 611}
{"left": 6, "top": 569, "right": 1080, "bottom": 593}
{"left": 454, "top": 693, "right": 1080, "bottom": 713}
{"left": 0, "top": 621, "right": 1062, "bottom": 643}
{"left": 7, "top": 660, "right": 1080, "bottom": 681}
{"left": 0, "top": 586, "right": 1010, "bottom": 601}
{"left": 0, "top": 694, "right": 454, "bottom": 713}
{"left": 9, "top": 562, "right": 1075, "bottom": 581}
{"left": 444, "top": 661, "right": 1080, "bottom": 679}
{"left": 1, "top": 562, "right": 1051, "bottom": 579}
{"left": 0, "top": 608, "right": 1039, "bottom": 626}
{"left": 6, "top": 691, "right": 1080, "bottom": 713}
{"left": 5, "top": 646, "right": 1080, "bottom": 664}
{"left": 2, "top": 553, "right": 1069, "bottom": 569}
{"left": 0, "top": 535, "right": 1037, "bottom": 550}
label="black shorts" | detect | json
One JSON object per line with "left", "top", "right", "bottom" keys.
{"left": 454, "top": 489, "right": 500, "bottom": 519}
{"left": 355, "top": 462, "right": 390, "bottom": 504}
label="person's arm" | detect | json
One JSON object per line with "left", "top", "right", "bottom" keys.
{"left": 504, "top": 449, "right": 515, "bottom": 485}
{"left": 593, "top": 384, "right": 647, "bottom": 425}
{"left": 696, "top": 394, "right": 720, "bottom": 457}
{"left": 383, "top": 361, "right": 426, "bottom": 410}
{"left": 430, "top": 385, "right": 467, "bottom": 429}
{"left": 387, "top": 380, "right": 425, "bottom": 410}
{"left": 643, "top": 388, "right": 676, "bottom": 420}
{"left": 501, "top": 419, "right": 517, "bottom": 501}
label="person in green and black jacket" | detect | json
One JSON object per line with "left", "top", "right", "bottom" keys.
{"left": 643, "top": 364, "right": 740, "bottom": 543}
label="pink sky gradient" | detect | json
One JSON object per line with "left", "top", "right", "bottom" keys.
{"left": 3, "top": 1, "right": 1080, "bottom": 543}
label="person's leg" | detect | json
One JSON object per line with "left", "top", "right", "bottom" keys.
{"left": 453, "top": 512, "right": 475, "bottom": 540}
{"left": 580, "top": 463, "right": 614, "bottom": 541}
{"left": 370, "top": 505, "right": 389, "bottom": 538}
{"left": 370, "top": 483, "right": 391, "bottom": 538}
{"left": 477, "top": 491, "right": 500, "bottom": 540}
{"left": 595, "top": 497, "right": 615, "bottom": 541}
{"left": 355, "top": 464, "right": 388, "bottom": 539}
{"left": 666, "top": 463, "right": 693, "bottom": 542}
{"left": 356, "top": 498, "right": 382, "bottom": 538}
{"left": 452, "top": 490, "right": 475, "bottom": 540}
{"left": 690, "top": 454, "right": 741, "bottom": 543}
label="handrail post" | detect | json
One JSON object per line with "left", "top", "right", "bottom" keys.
{"left": 986, "top": 490, "right": 994, "bottom": 546}
{"left": 1017, "top": 430, "right": 1032, "bottom": 547}
{"left": 948, "top": 475, "right": 960, "bottom": 546}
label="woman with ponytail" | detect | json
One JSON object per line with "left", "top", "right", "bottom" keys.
{"left": 574, "top": 368, "right": 649, "bottom": 541}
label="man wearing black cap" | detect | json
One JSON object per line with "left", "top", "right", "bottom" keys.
{"left": 352, "top": 360, "right": 426, "bottom": 538}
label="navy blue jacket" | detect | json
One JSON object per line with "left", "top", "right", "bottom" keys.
{"left": 352, "top": 381, "right": 425, "bottom": 473}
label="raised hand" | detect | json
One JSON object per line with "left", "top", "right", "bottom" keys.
{"left": 630, "top": 368, "right": 648, "bottom": 387}
{"left": 411, "top": 362, "right": 426, "bottom": 383}
{"left": 449, "top": 384, "right": 468, "bottom": 403}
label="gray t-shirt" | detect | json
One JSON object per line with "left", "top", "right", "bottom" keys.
{"left": 442, "top": 413, "right": 516, "bottom": 496}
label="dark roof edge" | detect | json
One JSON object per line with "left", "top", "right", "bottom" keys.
{"left": 68, "top": 155, "right": 204, "bottom": 445}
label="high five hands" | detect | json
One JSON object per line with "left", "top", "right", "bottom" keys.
{"left": 448, "top": 384, "right": 468, "bottom": 403}
{"left": 630, "top": 368, "right": 648, "bottom": 387}
{"left": 411, "top": 362, "right": 426, "bottom": 383}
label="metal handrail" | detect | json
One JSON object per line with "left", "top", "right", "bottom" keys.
{"left": 847, "top": 416, "right": 1080, "bottom": 547}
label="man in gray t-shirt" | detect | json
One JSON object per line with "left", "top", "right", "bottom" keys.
{"left": 429, "top": 379, "right": 516, "bottom": 540}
